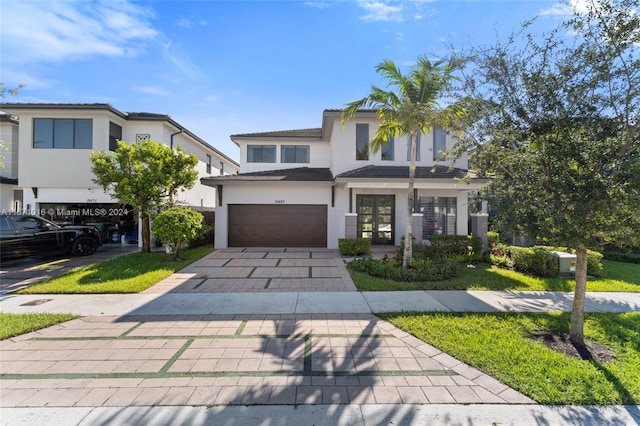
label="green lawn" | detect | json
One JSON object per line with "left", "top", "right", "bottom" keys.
{"left": 350, "top": 259, "right": 640, "bottom": 292}
{"left": 0, "top": 313, "right": 79, "bottom": 340}
{"left": 380, "top": 311, "right": 640, "bottom": 405}
{"left": 15, "top": 247, "right": 213, "bottom": 294}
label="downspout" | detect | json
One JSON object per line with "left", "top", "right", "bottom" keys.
{"left": 170, "top": 129, "right": 183, "bottom": 149}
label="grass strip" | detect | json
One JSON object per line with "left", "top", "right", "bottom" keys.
{"left": 160, "top": 339, "right": 194, "bottom": 373}
{"left": 235, "top": 320, "right": 248, "bottom": 336}
{"left": 247, "top": 267, "right": 257, "bottom": 278}
{"left": 15, "top": 247, "right": 213, "bottom": 294}
{"left": 192, "top": 278, "right": 207, "bottom": 290}
{"left": 304, "top": 336, "right": 312, "bottom": 373}
{"left": 0, "top": 369, "right": 456, "bottom": 381}
{"left": 0, "top": 313, "right": 79, "bottom": 340}
{"left": 264, "top": 279, "right": 272, "bottom": 289}
{"left": 119, "top": 322, "right": 145, "bottom": 337}
{"left": 308, "top": 267, "right": 313, "bottom": 278}
{"left": 380, "top": 311, "right": 640, "bottom": 405}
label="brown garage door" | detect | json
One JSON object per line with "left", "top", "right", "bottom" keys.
{"left": 228, "top": 204, "right": 327, "bottom": 247}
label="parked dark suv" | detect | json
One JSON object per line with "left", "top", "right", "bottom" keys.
{"left": 0, "top": 214, "right": 102, "bottom": 259}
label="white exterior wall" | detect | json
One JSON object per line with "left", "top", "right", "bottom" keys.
{"left": 328, "top": 117, "right": 468, "bottom": 175}
{"left": 237, "top": 141, "right": 330, "bottom": 173}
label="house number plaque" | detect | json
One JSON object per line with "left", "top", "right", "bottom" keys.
{"left": 274, "top": 200, "right": 285, "bottom": 204}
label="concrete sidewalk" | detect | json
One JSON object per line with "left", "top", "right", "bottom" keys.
{"left": 1, "top": 290, "right": 639, "bottom": 316}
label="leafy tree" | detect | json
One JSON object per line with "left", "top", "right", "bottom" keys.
{"left": 90, "top": 139, "right": 199, "bottom": 253}
{"left": 460, "top": 0, "right": 639, "bottom": 347}
{"left": 151, "top": 207, "right": 203, "bottom": 261}
{"left": 342, "top": 56, "right": 466, "bottom": 267}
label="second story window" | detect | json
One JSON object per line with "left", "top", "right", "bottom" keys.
{"left": 220, "top": 161, "right": 224, "bottom": 175}
{"left": 381, "top": 136, "right": 394, "bottom": 161}
{"left": 407, "top": 132, "right": 421, "bottom": 162}
{"left": 109, "top": 121, "right": 122, "bottom": 151}
{"left": 433, "top": 127, "right": 446, "bottom": 160}
{"left": 281, "top": 145, "right": 310, "bottom": 163}
{"left": 33, "top": 118, "right": 93, "bottom": 149}
{"left": 206, "top": 154, "right": 211, "bottom": 174}
{"left": 356, "top": 123, "right": 369, "bottom": 160}
{"left": 247, "top": 145, "right": 276, "bottom": 163}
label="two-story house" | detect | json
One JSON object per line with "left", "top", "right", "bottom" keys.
{"left": 203, "top": 109, "right": 487, "bottom": 249}
{"left": 0, "top": 103, "right": 239, "bottom": 243}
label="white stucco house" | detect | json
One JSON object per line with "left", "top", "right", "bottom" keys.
{"left": 203, "top": 109, "right": 488, "bottom": 249}
{"left": 0, "top": 103, "right": 238, "bottom": 244}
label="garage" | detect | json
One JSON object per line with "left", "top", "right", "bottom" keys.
{"left": 228, "top": 204, "right": 327, "bottom": 247}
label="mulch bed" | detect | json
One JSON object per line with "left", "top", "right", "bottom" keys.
{"left": 530, "top": 330, "right": 617, "bottom": 363}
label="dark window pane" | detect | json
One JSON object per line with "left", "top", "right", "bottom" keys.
{"left": 381, "top": 136, "right": 394, "bottom": 160}
{"left": 109, "top": 121, "right": 122, "bottom": 151}
{"left": 282, "top": 146, "right": 296, "bottom": 163}
{"left": 247, "top": 145, "right": 261, "bottom": 162}
{"left": 74, "top": 119, "right": 93, "bottom": 149}
{"left": 33, "top": 118, "right": 53, "bottom": 148}
{"left": 262, "top": 146, "right": 276, "bottom": 163}
{"left": 356, "top": 124, "right": 369, "bottom": 160}
{"left": 433, "top": 127, "right": 446, "bottom": 160}
{"left": 54, "top": 119, "right": 74, "bottom": 149}
{"left": 296, "top": 146, "right": 309, "bottom": 163}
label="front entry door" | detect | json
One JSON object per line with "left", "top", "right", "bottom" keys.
{"left": 356, "top": 195, "right": 394, "bottom": 245}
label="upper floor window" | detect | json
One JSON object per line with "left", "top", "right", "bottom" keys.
{"left": 220, "top": 161, "right": 224, "bottom": 175}
{"left": 356, "top": 123, "right": 369, "bottom": 160}
{"left": 206, "top": 154, "right": 212, "bottom": 174}
{"left": 33, "top": 118, "right": 93, "bottom": 149}
{"left": 433, "top": 127, "right": 446, "bottom": 160}
{"left": 381, "top": 136, "right": 394, "bottom": 161}
{"left": 109, "top": 121, "right": 122, "bottom": 151}
{"left": 281, "top": 145, "right": 310, "bottom": 163}
{"left": 407, "top": 132, "right": 421, "bottom": 161}
{"left": 247, "top": 145, "right": 276, "bottom": 163}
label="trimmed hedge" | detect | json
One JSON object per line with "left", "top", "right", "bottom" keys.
{"left": 535, "top": 246, "right": 603, "bottom": 276}
{"left": 603, "top": 251, "right": 640, "bottom": 264}
{"left": 338, "top": 238, "right": 371, "bottom": 256}
{"left": 414, "top": 235, "right": 484, "bottom": 262}
{"left": 347, "top": 257, "right": 458, "bottom": 282}
{"left": 487, "top": 231, "right": 500, "bottom": 248}
{"left": 508, "top": 246, "right": 559, "bottom": 278}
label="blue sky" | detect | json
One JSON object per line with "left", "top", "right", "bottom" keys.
{"left": 0, "top": 0, "right": 575, "bottom": 162}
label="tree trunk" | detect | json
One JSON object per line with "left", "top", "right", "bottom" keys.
{"left": 570, "top": 245, "right": 588, "bottom": 347}
{"left": 403, "top": 131, "right": 418, "bottom": 268}
{"left": 141, "top": 213, "right": 151, "bottom": 253}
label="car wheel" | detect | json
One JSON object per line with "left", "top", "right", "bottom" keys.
{"left": 71, "top": 236, "right": 98, "bottom": 256}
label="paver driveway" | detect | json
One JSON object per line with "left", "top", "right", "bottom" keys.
{"left": 0, "top": 247, "right": 535, "bottom": 408}
{"left": 143, "top": 248, "right": 357, "bottom": 293}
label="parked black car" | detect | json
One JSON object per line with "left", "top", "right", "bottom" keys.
{"left": 0, "top": 214, "right": 102, "bottom": 259}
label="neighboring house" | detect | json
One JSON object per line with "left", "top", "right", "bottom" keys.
{"left": 0, "top": 114, "right": 19, "bottom": 212}
{"left": 203, "top": 109, "right": 488, "bottom": 249}
{"left": 0, "top": 103, "right": 238, "bottom": 244}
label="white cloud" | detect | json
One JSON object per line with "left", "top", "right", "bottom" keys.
{"left": 162, "top": 42, "right": 207, "bottom": 81}
{"left": 358, "top": 1, "right": 403, "bottom": 23}
{"left": 134, "top": 86, "right": 170, "bottom": 96}
{"left": 303, "top": 2, "right": 331, "bottom": 9}
{"left": 539, "top": 0, "right": 594, "bottom": 16}
{"left": 176, "top": 18, "right": 195, "bottom": 29}
{"left": 0, "top": 0, "right": 158, "bottom": 65}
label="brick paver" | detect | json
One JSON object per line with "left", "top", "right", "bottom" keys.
{"left": 0, "top": 313, "right": 534, "bottom": 408}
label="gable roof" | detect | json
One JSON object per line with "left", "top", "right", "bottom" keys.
{"left": 231, "top": 128, "right": 322, "bottom": 139}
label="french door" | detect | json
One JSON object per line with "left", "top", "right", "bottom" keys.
{"left": 356, "top": 195, "right": 395, "bottom": 245}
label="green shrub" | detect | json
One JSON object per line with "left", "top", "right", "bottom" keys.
{"left": 487, "top": 231, "right": 500, "bottom": 248}
{"left": 189, "top": 224, "right": 214, "bottom": 248}
{"left": 508, "top": 246, "right": 559, "bottom": 277}
{"left": 535, "top": 246, "right": 603, "bottom": 276}
{"left": 151, "top": 208, "right": 203, "bottom": 261}
{"left": 422, "top": 235, "right": 483, "bottom": 261}
{"left": 347, "top": 257, "right": 458, "bottom": 281}
{"left": 338, "top": 238, "right": 371, "bottom": 256}
{"left": 603, "top": 251, "right": 640, "bottom": 264}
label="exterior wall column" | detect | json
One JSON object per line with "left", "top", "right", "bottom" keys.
{"left": 470, "top": 213, "right": 489, "bottom": 252}
{"left": 412, "top": 213, "right": 423, "bottom": 244}
{"left": 345, "top": 213, "right": 357, "bottom": 239}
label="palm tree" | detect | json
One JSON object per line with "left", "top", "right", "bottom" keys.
{"left": 342, "top": 56, "right": 466, "bottom": 268}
